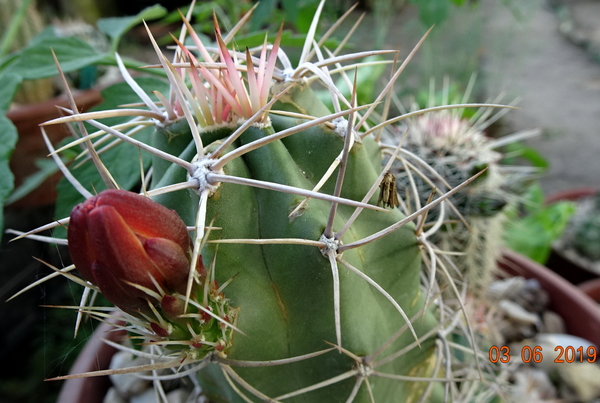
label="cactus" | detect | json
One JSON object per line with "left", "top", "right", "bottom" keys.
{"left": 572, "top": 191, "right": 600, "bottom": 261}
{"left": 386, "top": 78, "right": 540, "bottom": 295}
{"left": 11, "top": 3, "right": 514, "bottom": 402}
{"left": 573, "top": 213, "right": 600, "bottom": 261}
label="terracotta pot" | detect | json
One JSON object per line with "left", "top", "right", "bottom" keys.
{"left": 55, "top": 320, "right": 126, "bottom": 403}
{"left": 544, "top": 187, "right": 600, "bottom": 284}
{"left": 579, "top": 277, "right": 600, "bottom": 304}
{"left": 499, "top": 250, "right": 600, "bottom": 347}
{"left": 6, "top": 89, "right": 103, "bottom": 208}
{"left": 545, "top": 187, "right": 598, "bottom": 204}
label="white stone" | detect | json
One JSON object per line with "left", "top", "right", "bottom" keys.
{"left": 109, "top": 350, "right": 151, "bottom": 398}
{"left": 103, "top": 386, "right": 127, "bottom": 403}
{"left": 130, "top": 388, "right": 159, "bottom": 403}
{"left": 541, "top": 310, "right": 566, "bottom": 334}
{"left": 166, "top": 388, "right": 192, "bottom": 403}
{"left": 498, "top": 299, "right": 540, "bottom": 325}
{"left": 510, "top": 367, "right": 557, "bottom": 401}
{"left": 127, "top": 387, "right": 197, "bottom": 403}
{"left": 558, "top": 362, "right": 600, "bottom": 402}
{"left": 488, "top": 277, "right": 526, "bottom": 299}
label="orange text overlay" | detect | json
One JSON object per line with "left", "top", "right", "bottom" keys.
{"left": 488, "top": 345, "right": 597, "bottom": 364}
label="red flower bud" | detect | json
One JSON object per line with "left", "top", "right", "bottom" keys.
{"left": 68, "top": 189, "right": 192, "bottom": 314}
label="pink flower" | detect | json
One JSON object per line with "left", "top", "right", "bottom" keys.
{"left": 68, "top": 189, "right": 192, "bottom": 314}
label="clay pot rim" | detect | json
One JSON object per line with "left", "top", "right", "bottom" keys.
{"left": 499, "top": 249, "right": 600, "bottom": 347}
{"left": 579, "top": 277, "right": 600, "bottom": 304}
{"left": 545, "top": 187, "right": 598, "bottom": 205}
{"left": 55, "top": 318, "right": 126, "bottom": 403}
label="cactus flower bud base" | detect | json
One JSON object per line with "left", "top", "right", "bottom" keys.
{"left": 67, "top": 188, "right": 238, "bottom": 359}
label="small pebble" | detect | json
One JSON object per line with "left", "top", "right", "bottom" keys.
{"left": 166, "top": 388, "right": 192, "bottom": 403}
{"left": 498, "top": 299, "right": 540, "bottom": 326}
{"left": 511, "top": 367, "right": 557, "bottom": 401}
{"left": 130, "top": 388, "right": 158, "bottom": 403}
{"left": 109, "top": 350, "right": 151, "bottom": 398}
{"left": 103, "top": 387, "right": 128, "bottom": 403}
{"left": 518, "top": 279, "right": 549, "bottom": 313}
{"left": 488, "top": 277, "right": 526, "bottom": 299}
{"left": 541, "top": 310, "right": 566, "bottom": 334}
{"left": 558, "top": 362, "right": 600, "bottom": 402}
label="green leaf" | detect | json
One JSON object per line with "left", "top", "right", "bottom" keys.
{"left": 0, "top": 113, "right": 18, "bottom": 241}
{"left": 230, "top": 30, "right": 338, "bottom": 50}
{"left": 160, "top": 4, "right": 194, "bottom": 24}
{"left": 281, "top": 0, "right": 299, "bottom": 24}
{"left": 411, "top": 0, "right": 451, "bottom": 27}
{"left": 87, "top": 76, "right": 169, "bottom": 127}
{"left": 0, "top": 52, "right": 18, "bottom": 71}
{"left": 250, "top": 0, "right": 277, "bottom": 31}
{"left": 0, "top": 0, "right": 34, "bottom": 59}
{"left": 28, "top": 26, "right": 59, "bottom": 46}
{"left": 4, "top": 36, "right": 106, "bottom": 80}
{"left": 504, "top": 185, "right": 576, "bottom": 263}
{"left": 53, "top": 76, "right": 169, "bottom": 239}
{"left": 316, "top": 56, "right": 387, "bottom": 107}
{"left": 294, "top": 3, "right": 320, "bottom": 34}
{"left": 0, "top": 72, "right": 22, "bottom": 111}
{"left": 4, "top": 158, "right": 63, "bottom": 206}
{"left": 97, "top": 5, "right": 167, "bottom": 52}
{"left": 502, "top": 141, "right": 549, "bottom": 170}
{"left": 522, "top": 183, "right": 545, "bottom": 214}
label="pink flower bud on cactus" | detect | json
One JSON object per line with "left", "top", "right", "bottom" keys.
{"left": 68, "top": 189, "right": 192, "bottom": 314}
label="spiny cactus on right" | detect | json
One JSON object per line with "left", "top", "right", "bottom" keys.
{"left": 387, "top": 81, "right": 539, "bottom": 295}
{"left": 11, "top": 3, "right": 513, "bottom": 402}
{"left": 573, "top": 191, "right": 600, "bottom": 261}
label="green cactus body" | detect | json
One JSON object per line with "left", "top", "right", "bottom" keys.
{"left": 147, "top": 84, "right": 437, "bottom": 400}
{"left": 17, "top": 3, "right": 517, "bottom": 402}
{"left": 574, "top": 212, "right": 600, "bottom": 261}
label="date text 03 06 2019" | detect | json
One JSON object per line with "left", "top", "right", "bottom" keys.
{"left": 489, "top": 345, "right": 597, "bottom": 364}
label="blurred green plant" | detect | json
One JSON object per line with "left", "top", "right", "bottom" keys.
{"left": 316, "top": 55, "right": 388, "bottom": 109}
{"left": 0, "top": 281, "right": 109, "bottom": 403}
{"left": 159, "top": 0, "right": 342, "bottom": 62}
{"left": 500, "top": 140, "right": 575, "bottom": 263}
{"left": 0, "top": 76, "right": 19, "bottom": 242}
{"left": 504, "top": 184, "right": 576, "bottom": 263}
{"left": 408, "top": 0, "right": 469, "bottom": 27}
{"left": 160, "top": 0, "right": 253, "bottom": 37}
{"left": 0, "top": 5, "right": 168, "bottom": 239}
{"left": 250, "top": 0, "right": 336, "bottom": 34}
